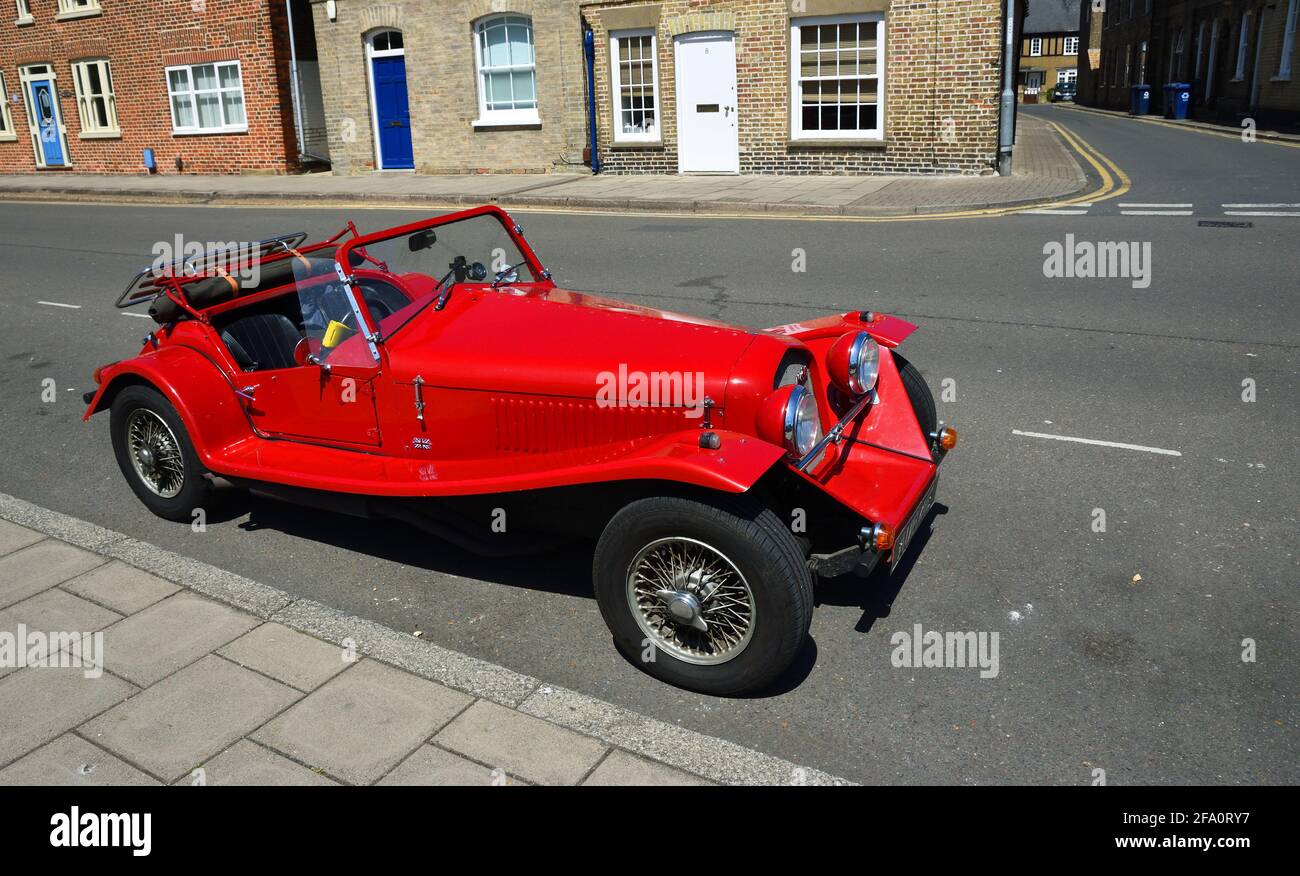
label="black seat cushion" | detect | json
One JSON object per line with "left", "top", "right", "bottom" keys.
{"left": 220, "top": 313, "right": 301, "bottom": 372}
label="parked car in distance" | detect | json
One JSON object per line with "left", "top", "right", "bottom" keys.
{"left": 1051, "top": 80, "right": 1077, "bottom": 102}
{"left": 87, "top": 206, "right": 956, "bottom": 695}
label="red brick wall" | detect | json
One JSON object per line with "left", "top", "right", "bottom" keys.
{"left": 0, "top": 0, "right": 299, "bottom": 174}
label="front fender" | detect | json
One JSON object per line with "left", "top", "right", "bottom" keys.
{"left": 83, "top": 346, "right": 254, "bottom": 467}
{"left": 765, "top": 310, "right": 918, "bottom": 348}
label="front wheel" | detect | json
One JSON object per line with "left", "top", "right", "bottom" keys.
{"left": 593, "top": 495, "right": 813, "bottom": 696}
{"left": 110, "top": 384, "right": 213, "bottom": 522}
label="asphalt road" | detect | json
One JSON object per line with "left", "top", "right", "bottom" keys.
{"left": 0, "top": 105, "right": 1295, "bottom": 784}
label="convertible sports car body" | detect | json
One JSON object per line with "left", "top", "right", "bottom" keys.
{"left": 86, "top": 206, "right": 956, "bottom": 694}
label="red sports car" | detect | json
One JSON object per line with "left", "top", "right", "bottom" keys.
{"left": 86, "top": 206, "right": 955, "bottom": 695}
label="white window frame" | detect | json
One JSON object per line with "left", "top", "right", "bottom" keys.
{"left": 1194, "top": 20, "right": 1207, "bottom": 80}
{"left": 165, "top": 60, "right": 248, "bottom": 135}
{"left": 15, "top": 0, "right": 33, "bottom": 24}
{"left": 790, "top": 13, "right": 886, "bottom": 142}
{"left": 71, "top": 58, "right": 119, "bottom": 138}
{"left": 1170, "top": 28, "right": 1184, "bottom": 80}
{"left": 609, "top": 28, "right": 660, "bottom": 143}
{"left": 1056, "top": 68, "right": 1077, "bottom": 85}
{"left": 1030, "top": 37, "right": 1043, "bottom": 57}
{"left": 55, "top": 0, "right": 99, "bottom": 20}
{"left": 1277, "top": 0, "right": 1298, "bottom": 79}
{"left": 472, "top": 14, "right": 540, "bottom": 127}
{"left": 0, "top": 71, "right": 15, "bottom": 141}
{"left": 1063, "top": 36, "right": 1079, "bottom": 56}
{"left": 1233, "top": 13, "right": 1250, "bottom": 80}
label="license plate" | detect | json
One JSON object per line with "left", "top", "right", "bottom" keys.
{"left": 891, "top": 473, "right": 938, "bottom": 572}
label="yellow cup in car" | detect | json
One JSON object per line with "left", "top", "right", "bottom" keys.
{"left": 321, "top": 319, "right": 353, "bottom": 349}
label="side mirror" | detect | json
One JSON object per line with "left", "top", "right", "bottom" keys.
{"left": 468, "top": 261, "right": 488, "bottom": 281}
{"left": 408, "top": 229, "right": 438, "bottom": 252}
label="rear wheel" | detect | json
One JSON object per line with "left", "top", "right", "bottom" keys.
{"left": 893, "top": 351, "right": 937, "bottom": 446}
{"left": 593, "top": 494, "right": 812, "bottom": 696}
{"left": 110, "top": 385, "right": 212, "bottom": 522}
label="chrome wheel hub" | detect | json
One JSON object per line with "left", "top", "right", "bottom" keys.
{"left": 125, "top": 409, "right": 185, "bottom": 499}
{"left": 626, "top": 537, "right": 756, "bottom": 665}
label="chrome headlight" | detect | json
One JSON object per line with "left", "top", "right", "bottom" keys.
{"left": 783, "top": 385, "right": 823, "bottom": 458}
{"left": 828, "top": 331, "right": 881, "bottom": 397}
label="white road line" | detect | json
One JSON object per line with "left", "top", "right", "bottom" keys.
{"left": 1023, "top": 209, "right": 1090, "bottom": 215}
{"left": 1119, "top": 203, "right": 1194, "bottom": 208}
{"left": 1120, "top": 210, "right": 1194, "bottom": 216}
{"left": 1012, "top": 429, "right": 1182, "bottom": 457}
{"left": 1224, "top": 210, "right": 1300, "bottom": 217}
{"left": 1222, "top": 203, "right": 1300, "bottom": 208}
{"left": 37, "top": 301, "right": 81, "bottom": 309}
{"left": 121, "top": 312, "right": 153, "bottom": 319}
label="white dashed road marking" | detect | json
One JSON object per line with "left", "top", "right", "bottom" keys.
{"left": 1012, "top": 429, "right": 1183, "bottom": 457}
{"left": 37, "top": 301, "right": 81, "bottom": 309}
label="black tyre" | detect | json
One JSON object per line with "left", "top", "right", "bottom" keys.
{"left": 593, "top": 494, "right": 813, "bottom": 696}
{"left": 893, "top": 351, "right": 937, "bottom": 445}
{"left": 110, "top": 384, "right": 213, "bottom": 522}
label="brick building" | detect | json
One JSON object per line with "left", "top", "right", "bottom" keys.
{"left": 312, "top": 0, "right": 1013, "bottom": 177}
{"left": 1084, "top": 0, "right": 1299, "bottom": 128}
{"left": 1018, "top": 0, "right": 1080, "bottom": 102}
{"left": 581, "top": 0, "right": 1006, "bottom": 175}
{"left": 309, "top": 0, "right": 589, "bottom": 173}
{"left": 0, "top": 0, "right": 317, "bottom": 174}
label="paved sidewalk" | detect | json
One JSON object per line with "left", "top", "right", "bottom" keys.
{"left": 0, "top": 493, "right": 849, "bottom": 786}
{"left": 1058, "top": 102, "right": 1300, "bottom": 144}
{"left": 0, "top": 116, "right": 1085, "bottom": 217}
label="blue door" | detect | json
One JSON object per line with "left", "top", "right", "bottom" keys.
{"left": 29, "top": 79, "right": 66, "bottom": 167}
{"left": 372, "top": 56, "right": 413, "bottom": 169}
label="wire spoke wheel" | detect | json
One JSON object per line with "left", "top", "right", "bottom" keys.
{"left": 125, "top": 408, "right": 186, "bottom": 499}
{"left": 626, "top": 537, "right": 756, "bottom": 665}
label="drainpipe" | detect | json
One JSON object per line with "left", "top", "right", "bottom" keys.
{"left": 583, "top": 27, "right": 601, "bottom": 174}
{"left": 997, "top": 0, "right": 1018, "bottom": 176}
{"left": 285, "top": 0, "right": 306, "bottom": 163}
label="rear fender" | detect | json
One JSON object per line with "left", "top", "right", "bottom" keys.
{"left": 83, "top": 346, "right": 254, "bottom": 466}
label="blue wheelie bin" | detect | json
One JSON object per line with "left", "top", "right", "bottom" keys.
{"left": 1129, "top": 84, "right": 1152, "bottom": 115}
{"left": 1169, "top": 83, "right": 1192, "bottom": 119}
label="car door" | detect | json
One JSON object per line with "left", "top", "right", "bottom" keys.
{"left": 235, "top": 258, "right": 384, "bottom": 448}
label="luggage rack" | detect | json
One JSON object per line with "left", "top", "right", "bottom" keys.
{"left": 115, "top": 232, "right": 311, "bottom": 312}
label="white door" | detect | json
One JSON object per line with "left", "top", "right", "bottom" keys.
{"left": 673, "top": 31, "right": 738, "bottom": 173}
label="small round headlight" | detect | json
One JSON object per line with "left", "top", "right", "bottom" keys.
{"left": 784, "top": 385, "right": 823, "bottom": 458}
{"left": 827, "top": 331, "right": 880, "bottom": 397}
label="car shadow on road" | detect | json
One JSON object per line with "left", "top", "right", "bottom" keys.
{"left": 814, "top": 502, "right": 949, "bottom": 636}
{"left": 234, "top": 493, "right": 596, "bottom": 600}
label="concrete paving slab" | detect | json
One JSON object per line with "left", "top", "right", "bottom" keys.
{"left": 60, "top": 560, "right": 180, "bottom": 615}
{"left": 0, "top": 733, "right": 158, "bottom": 786}
{"left": 218, "top": 622, "right": 350, "bottom": 691}
{"left": 82, "top": 654, "right": 299, "bottom": 782}
{"left": 0, "top": 588, "right": 121, "bottom": 634}
{"left": 0, "top": 521, "right": 44, "bottom": 557}
{"left": 435, "top": 699, "right": 607, "bottom": 786}
{"left": 97, "top": 592, "right": 260, "bottom": 686}
{"left": 582, "top": 749, "right": 711, "bottom": 786}
{"left": 0, "top": 541, "right": 105, "bottom": 609}
{"left": 0, "top": 668, "right": 136, "bottom": 767}
{"left": 182, "top": 739, "right": 337, "bottom": 786}
{"left": 380, "top": 744, "right": 529, "bottom": 786}
{"left": 252, "top": 660, "right": 472, "bottom": 785}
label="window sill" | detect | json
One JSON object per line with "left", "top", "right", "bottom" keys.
{"left": 54, "top": 8, "right": 102, "bottom": 21}
{"left": 0, "top": 132, "right": 16, "bottom": 142}
{"left": 79, "top": 129, "right": 121, "bottom": 139}
{"left": 172, "top": 127, "right": 249, "bottom": 136}
{"left": 472, "top": 117, "right": 541, "bottom": 130}
{"left": 788, "top": 136, "right": 887, "bottom": 150}
{"left": 611, "top": 138, "right": 663, "bottom": 150}
{"left": 16, "top": 15, "right": 34, "bottom": 25}
{"left": 1270, "top": 74, "right": 1291, "bottom": 82}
